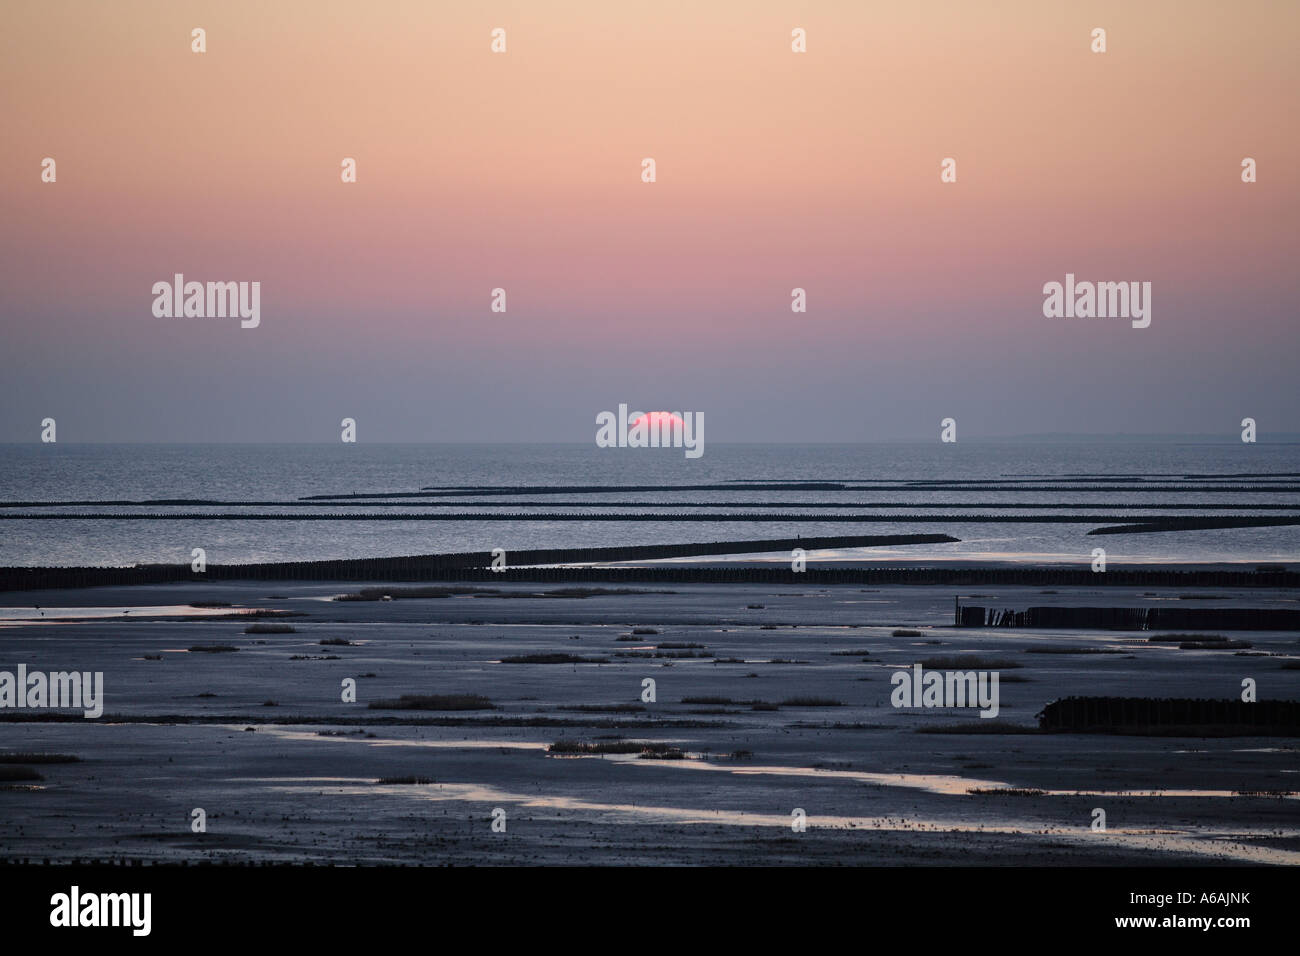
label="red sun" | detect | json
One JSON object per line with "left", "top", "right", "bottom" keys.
{"left": 631, "top": 411, "right": 686, "bottom": 430}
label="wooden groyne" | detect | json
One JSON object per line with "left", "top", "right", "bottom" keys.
{"left": 0, "top": 534, "right": 948, "bottom": 592}
{"left": 1038, "top": 697, "right": 1300, "bottom": 734}
{"left": 1, "top": 548, "right": 1297, "bottom": 593}
{"left": 956, "top": 603, "right": 1300, "bottom": 630}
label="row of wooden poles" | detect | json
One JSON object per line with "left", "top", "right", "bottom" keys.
{"left": 956, "top": 604, "right": 1300, "bottom": 630}
{"left": 1038, "top": 697, "right": 1300, "bottom": 730}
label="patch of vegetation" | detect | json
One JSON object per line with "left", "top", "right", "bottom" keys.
{"left": 376, "top": 776, "right": 434, "bottom": 785}
{"left": 616, "top": 650, "right": 708, "bottom": 659}
{"left": 968, "top": 787, "right": 1047, "bottom": 796}
{"left": 189, "top": 601, "right": 231, "bottom": 608}
{"left": 319, "top": 637, "right": 355, "bottom": 646}
{"left": 560, "top": 703, "right": 646, "bottom": 713}
{"left": 189, "top": 644, "right": 238, "bottom": 653}
{"left": 682, "top": 696, "right": 773, "bottom": 707}
{"left": 781, "top": 697, "right": 842, "bottom": 707}
{"left": 245, "top": 623, "right": 295, "bottom": 634}
{"left": 657, "top": 642, "right": 704, "bottom": 649}
{"left": 893, "top": 629, "right": 923, "bottom": 637}
{"left": 0, "top": 753, "right": 79, "bottom": 764}
{"left": 831, "top": 649, "right": 873, "bottom": 656}
{"left": 920, "top": 656, "right": 1022, "bottom": 669}
{"left": 499, "top": 653, "right": 609, "bottom": 664}
{"left": 632, "top": 628, "right": 659, "bottom": 635}
{"left": 548, "top": 740, "right": 681, "bottom": 756}
{"left": 368, "top": 694, "right": 495, "bottom": 711}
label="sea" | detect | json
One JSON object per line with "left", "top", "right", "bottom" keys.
{"left": 1, "top": 442, "right": 1298, "bottom": 567}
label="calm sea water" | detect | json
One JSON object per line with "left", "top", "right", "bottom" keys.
{"left": 1, "top": 443, "right": 1297, "bottom": 567}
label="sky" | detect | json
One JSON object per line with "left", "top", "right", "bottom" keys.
{"left": 1, "top": 0, "right": 1297, "bottom": 443}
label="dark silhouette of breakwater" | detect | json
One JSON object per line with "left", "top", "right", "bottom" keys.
{"left": 957, "top": 603, "right": 1300, "bottom": 630}
{"left": 0, "top": 534, "right": 950, "bottom": 591}
{"left": 1038, "top": 697, "right": 1300, "bottom": 733}
{"left": 369, "top": 483, "right": 852, "bottom": 498}
{"left": 321, "top": 484, "right": 1300, "bottom": 497}
{"left": 1090, "top": 516, "right": 1300, "bottom": 534}
{"left": 1, "top": 541, "right": 1297, "bottom": 592}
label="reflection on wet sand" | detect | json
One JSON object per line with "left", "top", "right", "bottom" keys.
{"left": 253, "top": 778, "right": 1300, "bottom": 865}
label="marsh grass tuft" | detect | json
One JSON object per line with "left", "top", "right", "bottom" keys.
{"left": 245, "top": 623, "right": 295, "bottom": 634}
{"left": 499, "top": 653, "right": 610, "bottom": 664}
{"left": 368, "top": 694, "right": 495, "bottom": 711}
{"left": 0, "top": 753, "right": 79, "bottom": 764}
{"left": 920, "top": 656, "right": 1021, "bottom": 669}
{"left": 781, "top": 696, "right": 843, "bottom": 707}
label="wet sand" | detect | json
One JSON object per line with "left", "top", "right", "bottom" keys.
{"left": 2, "top": 578, "right": 1298, "bottom": 865}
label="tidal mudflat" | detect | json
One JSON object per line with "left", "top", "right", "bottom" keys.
{"left": 2, "top": 579, "right": 1298, "bottom": 865}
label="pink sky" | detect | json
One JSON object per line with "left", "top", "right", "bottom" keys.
{"left": 2, "top": 1, "right": 1297, "bottom": 441}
